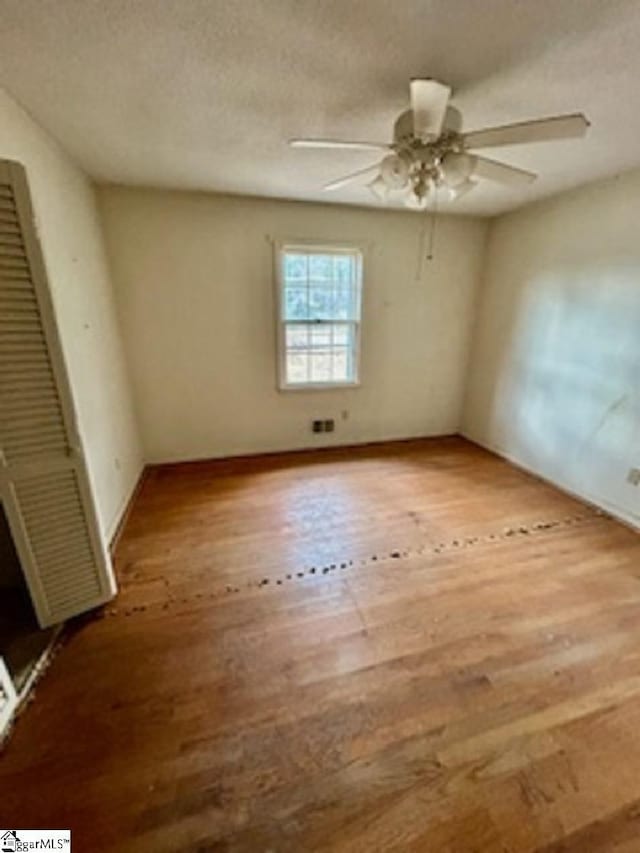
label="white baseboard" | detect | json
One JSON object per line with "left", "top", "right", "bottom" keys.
{"left": 107, "top": 464, "right": 147, "bottom": 552}
{"left": 146, "top": 430, "right": 458, "bottom": 466}
{"left": 461, "top": 431, "right": 639, "bottom": 533}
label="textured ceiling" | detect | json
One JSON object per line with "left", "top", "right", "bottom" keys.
{"left": 1, "top": 0, "right": 640, "bottom": 216}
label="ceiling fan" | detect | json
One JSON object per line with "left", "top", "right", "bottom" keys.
{"left": 289, "top": 79, "right": 590, "bottom": 209}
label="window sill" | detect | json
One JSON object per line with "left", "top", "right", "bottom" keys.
{"left": 278, "top": 381, "right": 361, "bottom": 393}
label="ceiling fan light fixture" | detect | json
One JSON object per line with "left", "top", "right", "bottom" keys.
{"left": 404, "top": 179, "right": 431, "bottom": 210}
{"left": 368, "top": 174, "right": 388, "bottom": 201}
{"left": 440, "top": 152, "right": 476, "bottom": 187}
{"left": 404, "top": 192, "right": 429, "bottom": 211}
{"left": 380, "top": 153, "right": 410, "bottom": 189}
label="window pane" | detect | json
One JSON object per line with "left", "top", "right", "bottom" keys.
{"left": 284, "top": 322, "right": 357, "bottom": 385}
{"left": 334, "top": 254, "right": 354, "bottom": 285}
{"left": 333, "top": 349, "right": 349, "bottom": 382}
{"left": 310, "top": 352, "right": 332, "bottom": 383}
{"left": 285, "top": 253, "right": 308, "bottom": 281}
{"left": 309, "top": 254, "right": 333, "bottom": 281}
{"left": 335, "top": 284, "right": 356, "bottom": 320}
{"left": 284, "top": 286, "right": 309, "bottom": 321}
{"left": 286, "top": 324, "right": 309, "bottom": 349}
{"left": 308, "top": 285, "right": 335, "bottom": 320}
{"left": 310, "top": 325, "right": 332, "bottom": 348}
{"left": 333, "top": 325, "right": 352, "bottom": 346}
{"left": 286, "top": 351, "right": 309, "bottom": 384}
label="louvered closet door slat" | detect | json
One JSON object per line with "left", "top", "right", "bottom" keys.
{"left": 1, "top": 350, "right": 54, "bottom": 366}
{"left": 0, "top": 303, "right": 43, "bottom": 318}
{"left": 0, "top": 229, "right": 21, "bottom": 242}
{"left": 0, "top": 355, "right": 54, "bottom": 370}
{"left": 2, "top": 381, "right": 59, "bottom": 398}
{"left": 1, "top": 329, "right": 48, "bottom": 343}
{"left": 0, "top": 353, "right": 52, "bottom": 369}
{"left": 0, "top": 328, "right": 46, "bottom": 343}
{"left": 1, "top": 410, "right": 65, "bottom": 429}
{"left": 5, "top": 425, "right": 67, "bottom": 445}
{"left": 2, "top": 391, "right": 58, "bottom": 408}
{"left": 0, "top": 237, "right": 25, "bottom": 252}
{"left": 1, "top": 270, "right": 32, "bottom": 282}
{"left": 0, "top": 302, "right": 40, "bottom": 316}
{"left": 0, "top": 160, "right": 116, "bottom": 627}
{"left": 0, "top": 241, "right": 26, "bottom": 255}
{"left": 2, "top": 411, "right": 63, "bottom": 430}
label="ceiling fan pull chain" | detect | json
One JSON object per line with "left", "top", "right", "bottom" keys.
{"left": 417, "top": 210, "right": 428, "bottom": 278}
{"left": 426, "top": 187, "right": 438, "bottom": 261}
{"left": 416, "top": 188, "right": 438, "bottom": 277}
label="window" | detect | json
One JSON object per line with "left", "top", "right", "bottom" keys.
{"left": 276, "top": 244, "right": 363, "bottom": 389}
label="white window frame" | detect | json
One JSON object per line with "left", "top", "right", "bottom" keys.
{"left": 275, "top": 240, "right": 364, "bottom": 391}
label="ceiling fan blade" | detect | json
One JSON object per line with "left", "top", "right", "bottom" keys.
{"left": 410, "top": 79, "right": 451, "bottom": 140}
{"left": 448, "top": 178, "right": 478, "bottom": 201}
{"left": 323, "top": 163, "right": 381, "bottom": 191}
{"left": 289, "top": 138, "right": 390, "bottom": 152}
{"left": 472, "top": 156, "right": 537, "bottom": 186}
{"left": 463, "top": 113, "right": 590, "bottom": 149}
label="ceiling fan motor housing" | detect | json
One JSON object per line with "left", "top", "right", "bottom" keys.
{"left": 393, "top": 106, "right": 462, "bottom": 145}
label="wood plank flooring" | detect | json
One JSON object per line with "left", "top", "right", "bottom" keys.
{"left": 2, "top": 436, "right": 640, "bottom": 851}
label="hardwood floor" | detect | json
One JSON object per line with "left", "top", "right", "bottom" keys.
{"left": 2, "top": 436, "right": 640, "bottom": 852}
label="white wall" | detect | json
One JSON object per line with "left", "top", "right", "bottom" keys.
{"left": 463, "top": 172, "right": 640, "bottom": 528}
{"left": 99, "top": 187, "right": 487, "bottom": 462}
{"left": 0, "top": 86, "right": 142, "bottom": 540}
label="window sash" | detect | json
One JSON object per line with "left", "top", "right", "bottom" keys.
{"left": 279, "top": 248, "right": 362, "bottom": 320}
{"left": 282, "top": 319, "right": 359, "bottom": 387}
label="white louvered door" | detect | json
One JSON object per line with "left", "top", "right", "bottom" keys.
{"left": 0, "top": 159, "right": 116, "bottom": 627}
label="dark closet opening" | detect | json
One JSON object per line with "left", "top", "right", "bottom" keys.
{"left": 0, "top": 503, "right": 55, "bottom": 694}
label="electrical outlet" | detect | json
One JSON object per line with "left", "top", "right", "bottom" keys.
{"left": 324, "top": 419, "right": 335, "bottom": 433}
{"left": 627, "top": 468, "right": 640, "bottom": 486}
{"left": 312, "top": 420, "right": 324, "bottom": 433}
